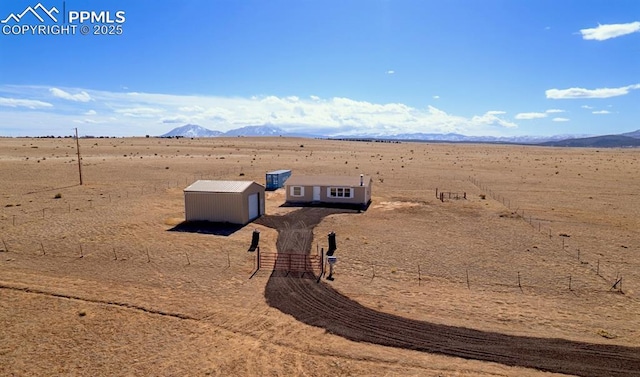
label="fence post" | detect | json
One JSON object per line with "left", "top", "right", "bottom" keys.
{"left": 517, "top": 271, "right": 522, "bottom": 292}
{"left": 317, "top": 249, "right": 324, "bottom": 283}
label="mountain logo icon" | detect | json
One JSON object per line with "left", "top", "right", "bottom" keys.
{"left": 1, "top": 2, "right": 59, "bottom": 23}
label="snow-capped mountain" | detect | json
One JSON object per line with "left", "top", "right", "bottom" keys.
{"left": 223, "top": 125, "right": 286, "bottom": 137}
{"left": 160, "top": 124, "right": 222, "bottom": 137}
{"left": 161, "top": 124, "right": 286, "bottom": 138}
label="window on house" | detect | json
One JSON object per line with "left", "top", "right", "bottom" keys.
{"left": 327, "top": 187, "right": 353, "bottom": 198}
{"left": 291, "top": 186, "right": 304, "bottom": 196}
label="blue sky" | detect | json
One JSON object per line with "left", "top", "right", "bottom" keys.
{"left": 0, "top": 0, "right": 638, "bottom": 137}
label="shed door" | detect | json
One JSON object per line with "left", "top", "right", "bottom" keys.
{"left": 313, "top": 186, "right": 321, "bottom": 201}
{"left": 248, "top": 193, "right": 259, "bottom": 220}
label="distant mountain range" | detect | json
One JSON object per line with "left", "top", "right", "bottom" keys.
{"left": 160, "top": 124, "right": 640, "bottom": 148}
{"left": 540, "top": 135, "right": 640, "bottom": 148}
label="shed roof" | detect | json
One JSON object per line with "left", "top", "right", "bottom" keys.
{"left": 184, "top": 180, "right": 259, "bottom": 193}
{"left": 285, "top": 175, "right": 372, "bottom": 187}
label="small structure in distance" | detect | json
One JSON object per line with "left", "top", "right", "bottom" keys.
{"left": 184, "top": 180, "right": 265, "bottom": 225}
{"left": 265, "top": 169, "right": 292, "bottom": 190}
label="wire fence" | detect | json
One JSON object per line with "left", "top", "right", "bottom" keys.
{"left": 0, "top": 169, "right": 262, "bottom": 229}
{"left": 0, "top": 235, "right": 253, "bottom": 274}
{"left": 325, "top": 254, "right": 629, "bottom": 297}
{"left": 463, "top": 175, "right": 634, "bottom": 295}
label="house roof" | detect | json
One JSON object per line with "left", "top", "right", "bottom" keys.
{"left": 285, "top": 175, "right": 372, "bottom": 187}
{"left": 184, "top": 180, "right": 260, "bottom": 193}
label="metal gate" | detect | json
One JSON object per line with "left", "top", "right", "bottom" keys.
{"left": 255, "top": 251, "right": 323, "bottom": 278}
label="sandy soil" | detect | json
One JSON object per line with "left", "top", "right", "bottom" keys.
{"left": 1, "top": 136, "right": 639, "bottom": 376}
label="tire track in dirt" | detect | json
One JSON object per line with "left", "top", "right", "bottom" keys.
{"left": 0, "top": 283, "right": 197, "bottom": 320}
{"left": 259, "top": 207, "right": 640, "bottom": 377}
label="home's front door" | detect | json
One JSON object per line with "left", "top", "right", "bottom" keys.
{"left": 313, "top": 186, "right": 321, "bottom": 201}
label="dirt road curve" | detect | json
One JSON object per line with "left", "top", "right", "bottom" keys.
{"left": 258, "top": 208, "right": 640, "bottom": 377}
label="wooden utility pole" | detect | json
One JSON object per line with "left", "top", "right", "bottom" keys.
{"left": 75, "top": 127, "right": 83, "bottom": 185}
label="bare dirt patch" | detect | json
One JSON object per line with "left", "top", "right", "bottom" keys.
{"left": 1, "top": 137, "right": 640, "bottom": 376}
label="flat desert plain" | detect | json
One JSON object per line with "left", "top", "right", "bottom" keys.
{"left": 1, "top": 137, "right": 639, "bottom": 376}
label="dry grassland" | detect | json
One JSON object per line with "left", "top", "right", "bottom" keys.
{"left": 1, "top": 136, "right": 639, "bottom": 376}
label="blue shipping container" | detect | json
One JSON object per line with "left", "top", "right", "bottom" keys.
{"left": 265, "top": 169, "right": 292, "bottom": 190}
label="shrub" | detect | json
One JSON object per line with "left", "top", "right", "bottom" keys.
{"left": 54, "top": 193, "right": 62, "bottom": 199}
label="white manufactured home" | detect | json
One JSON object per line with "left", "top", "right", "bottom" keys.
{"left": 184, "top": 180, "right": 265, "bottom": 225}
{"left": 284, "top": 174, "right": 372, "bottom": 208}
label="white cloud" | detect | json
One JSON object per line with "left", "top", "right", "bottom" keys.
{"left": 581, "top": 105, "right": 594, "bottom": 109}
{"left": 0, "top": 97, "right": 53, "bottom": 109}
{"left": 580, "top": 21, "right": 640, "bottom": 41}
{"left": 0, "top": 84, "right": 519, "bottom": 136}
{"left": 432, "top": 95, "right": 440, "bottom": 99}
{"left": 386, "top": 70, "right": 395, "bottom": 74}
{"left": 515, "top": 112, "right": 547, "bottom": 120}
{"left": 471, "top": 111, "right": 517, "bottom": 128}
{"left": 49, "top": 88, "right": 92, "bottom": 102}
{"left": 592, "top": 110, "right": 611, "bottom": 114}
{"left": 545, "top": 109, "right": 564, "bottom": 113}
{"left": 161, "top": 116, "right": 190, "bottom": 124}
{"left": 546, "top": 84, "right": 640, "bottom": 99}
{"left": 74, "top": 118, "right": 102, "bottom": 124}
{"left": 552, "top": 117, "right": 570, "bottom": 122}
{"left": 114, "top": 107, "right": 165, "bottom": 117}
{"left": 178, "top": 105, "right": 204, "bottom": 112}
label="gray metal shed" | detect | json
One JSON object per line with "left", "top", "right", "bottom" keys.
{"left": 184, "top": 180, "right": 265, "bottom": 225}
